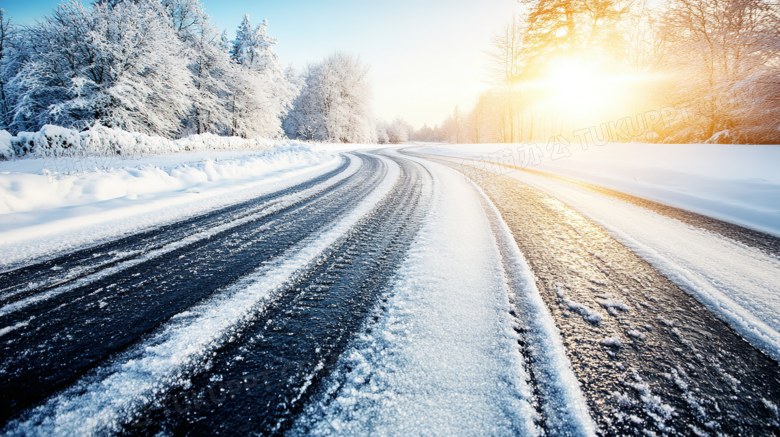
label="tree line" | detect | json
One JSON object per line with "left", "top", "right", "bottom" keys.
{"left": 0, "top": 0, "right": 392, "bottom": 143}
{"left": 433, "top": 0, "right": 780, "bottom": 145}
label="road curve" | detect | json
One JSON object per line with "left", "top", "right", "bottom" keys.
{"left": 0, "top": 152, "right": 398, "bottom": 429}
{"left": 122, "top": 152, "right": 433, "bottom": 436}
{"left": 3, "top": 147, "right": 779, "bottom": 436}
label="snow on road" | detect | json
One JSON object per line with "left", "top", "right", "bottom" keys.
{"left": 472, "top": 181, "right": 596, "bottom": 436}
{"left": 0, "top": 145, "right": 338, "bottom": 267}
{"left": 292, "top": 152, "right": 592, "bottom": 436}
{"left": 3, "top": 155, "right": 400, "bottom": 437}
{"left": 455, "top": 160, "right": 780, "bottom": 365}
{"left": 498, "top": 169, "right": 780, "bottom": 363}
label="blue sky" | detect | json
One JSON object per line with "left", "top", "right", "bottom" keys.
{"left": 3, "top": 0, "right": 520, "bottom": 128}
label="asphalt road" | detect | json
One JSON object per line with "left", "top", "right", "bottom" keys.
{"left": 421, "top": 152, "right": 780, "bottom": 436}
{"left": 0, "top": 152, "right": 412, "bottom": 429}
{"left": 2, "top": 149, "right": 779, "bottom": 436}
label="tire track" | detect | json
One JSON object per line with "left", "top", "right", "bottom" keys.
{"left": 0, "top": 154, "right": 384, "bottom": 428}
{"left": 0, "top": 156, "right": 352, "bottom": 304}
{"left": 120, "top": 153, "right": 432, "bottom": 436}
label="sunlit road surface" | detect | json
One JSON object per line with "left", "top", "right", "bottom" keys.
{"left": 423, "top": 153, "right": 780, "bottom": 435}
{"left": 1, "top": 149, "right": 779, "bottom": 436}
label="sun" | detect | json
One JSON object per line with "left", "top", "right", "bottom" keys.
{"left": 545, "top": 60, "right": 607, "bottom": 111}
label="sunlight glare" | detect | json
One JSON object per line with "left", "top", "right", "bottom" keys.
{"left": 546, "top": 60, "right": 606, "bottom": 111}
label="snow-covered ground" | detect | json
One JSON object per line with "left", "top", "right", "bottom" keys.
{"left": 415, "top": 142, "right": 780, "bottom": 237}
{"left": 0, "top": 144, "right": 338, "bottom": 266}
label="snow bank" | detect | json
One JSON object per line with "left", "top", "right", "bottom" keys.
{"left": 0, "top": 143, "right": 339, "bottom": 267}
{"left": 0, "top": 143, "right": 331, "bottom": 215}
{"left": 4, "top": 125, "right": 284, "bottom": 160}
{"left": 415, "top": 142, "right": 780, "bottom": 236}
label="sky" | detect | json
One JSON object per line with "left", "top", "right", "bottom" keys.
{"left": 3, "top": 0, "right": 521, "bottom": 129}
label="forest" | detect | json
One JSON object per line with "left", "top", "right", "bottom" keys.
{"left": 1, "top": 0, "right": 778, "bottom": 147}
{"left": 0, "top": 0, "right": 398, "bottom": 144}
{"left": 420, "top": 0, "right": 780, "bottom": 145}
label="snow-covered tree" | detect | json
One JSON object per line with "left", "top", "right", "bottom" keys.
{"left": 387, "top": 117, "right": 412, "bottom": 144}
{"left": 658, "top": 0, "right": 780, "bottom": 142}
{"left": 284, "top": 52, "right": 374, "bottom": 143}
{"left": 219, "top": 30, "right": 231, "bottom": 53}
{"left": 160, "top": 0, "right": 233, "bottom": 135}
{"left": 228, "top": 15, "right": 293, "bottom": 138}
{"left": 0, "top": 9, "right": 23, "bottom": 130}
{"left": 410, "top": 123, "right": 437, "bottom": 142}
{"left": 439, "top": 106, "right": 465, "bottom": 144}
{"left": 375, "top": 119, "right": 390, "bottom": 144}
{"left": 10, "top": 0, "right": 192, "bottom": 137}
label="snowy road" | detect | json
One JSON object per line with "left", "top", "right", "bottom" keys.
{"left": 1, "top": 148, "right": 779, "bottom": 436}
{"left": 418, "top": 151, "right": 780, "bottom": 435}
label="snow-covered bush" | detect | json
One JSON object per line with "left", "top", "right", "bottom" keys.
{"left": 6, "top": 125, "right": 279, "bottom": 159}
{"left": 0, "top": 129, "right": 12, "bottom": 159}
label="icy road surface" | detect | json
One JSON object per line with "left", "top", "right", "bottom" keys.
{"left": 1, "top": 148, "right": 779, "bottom": 436}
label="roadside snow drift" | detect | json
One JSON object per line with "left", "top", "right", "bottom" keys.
{"left": 0, "top": 137, "right": 339, "bottom": 266}
{"left": 417, "top": 142, "right": 780, "bottom": 236}
{"left": 0, "top": 143, "right": 333, "bottom": 215}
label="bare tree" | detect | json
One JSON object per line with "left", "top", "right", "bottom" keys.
{"left": 660, "top": 0, "right": 780, "bottom": 141}
{"left": 487, "top": 15, "right": 525, "bottom": 142}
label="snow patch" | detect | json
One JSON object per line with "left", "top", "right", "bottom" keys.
{"left": 556, "top": 284, "right": 603, "bottom": 325}
{"left": 627, "top": 330, "right": 647, "bottom": 341}
{"left": 628, "top": 370, "right": 675, "bottom": 431}
{"left": 597, "top": 295, "right": 631, "bottom": 316}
